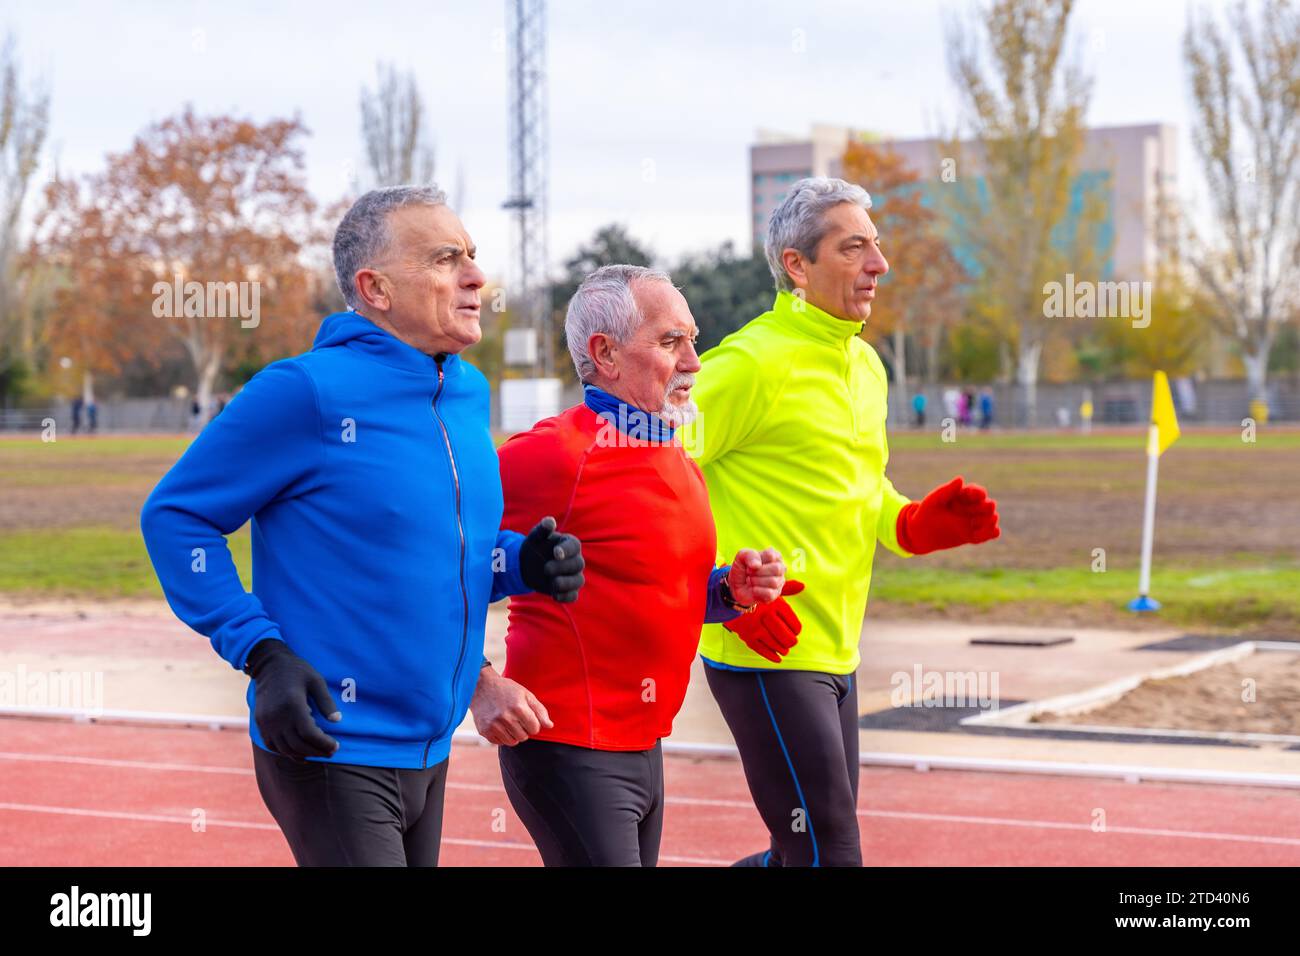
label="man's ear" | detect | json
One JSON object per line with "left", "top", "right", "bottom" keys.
{"left": 588, "top": 333, "right": 619, "bottom": 381}
{"left": 355, "top": 268, "right": 391, "bottom": 313}
{"left": 781, "top": 248, "right": 808, "bottom": 289}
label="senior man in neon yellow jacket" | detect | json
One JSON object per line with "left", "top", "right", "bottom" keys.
{"left": 680, "top": 176, "right": 1001, "bottom": 867}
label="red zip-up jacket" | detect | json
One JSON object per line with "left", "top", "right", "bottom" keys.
{"left": 498, "top": 404, "right": 717, "bottom": 750}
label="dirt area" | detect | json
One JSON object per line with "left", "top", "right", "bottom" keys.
{"left": 0, "top": 439, "right": 177, "bottom": 533}
{"left": 1035, "top": 650, "right": 1300, "bottom": 736}
{"left": 884, "top": 434, "right": 1300, "bottom": 571}
{"left": 4, "top": 430, "right": 1300, "bottom": 571}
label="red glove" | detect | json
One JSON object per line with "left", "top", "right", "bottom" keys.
{"left": 895, "top": 476, "right": 1000, "bottom": 555}
{"left": 723, "top": 581, "right": 804, "bottom": 663}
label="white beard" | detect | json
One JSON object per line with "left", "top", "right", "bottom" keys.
{"left": 657, "top": 398, "right": 698, "bottom": 428}
{"left": 658, "top": 372, "right": 698, "bottom": 427}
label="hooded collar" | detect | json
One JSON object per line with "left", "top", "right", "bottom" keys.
{"left": 312, "top": 311, "right": 459, "bottom": 375}
{"left": 771, "top": 290, "right": 866, "bottom": 345}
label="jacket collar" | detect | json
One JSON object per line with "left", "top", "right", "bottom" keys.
{"left": 771, "top": 290, "right": 865, "bottom": 344}
{"left": 312, "top": 310, "right": 460, "bottom": 376}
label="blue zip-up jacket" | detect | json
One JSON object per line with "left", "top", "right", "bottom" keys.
{"left": 140, "top": 311, "right": 530, "bottom": 769}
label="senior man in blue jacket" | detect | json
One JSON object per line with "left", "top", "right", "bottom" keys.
{"left": 140, "top": 185, "right": 584, "bottom": 866}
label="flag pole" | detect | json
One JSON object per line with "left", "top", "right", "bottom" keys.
{"left": 1129, "top": 423, "right": 1161, "bottom": 612}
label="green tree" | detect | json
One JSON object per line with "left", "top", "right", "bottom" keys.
{"left": 673, "top": 241, "right": 773, "bottom": 351}
{"left": 547, "top": 224, "right": 654, "bottom": 381}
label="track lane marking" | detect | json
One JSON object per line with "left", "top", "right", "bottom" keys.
{"left": 6, "top": 752, "right": 1299, "bottom": 849}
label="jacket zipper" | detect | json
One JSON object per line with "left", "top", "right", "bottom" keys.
{"left": 422, "top": 354, "right": 470, "bottom": 769}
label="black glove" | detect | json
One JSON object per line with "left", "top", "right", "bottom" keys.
{"left": 519, "top": 516, "right": 585, "bottom": 603}
{"left": 244, "top": 639, "right": 341, "bottom": 761}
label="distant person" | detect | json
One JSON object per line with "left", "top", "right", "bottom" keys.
{"left": 70, "top": 396, "right": 83, "bottom": 435}
{"left": 960, "top": 389, "right": 975, "bottom": 427}
{"left": 912, "top": 391, "right": 927, "bottom": 428}
{"left": 978, "top": 388, "right": 994, "bottom": 430}
{"left": 142, "top": 185, "right": 585, "bottom": 866}
{"left": 86, "top": 401, "right": 98, "bottom": 433}
{"left": 942, "top": 387, "right": 960, "bottom": 423}
{"left": 1080, "top": 396, "right": 1094, "bottom": 434}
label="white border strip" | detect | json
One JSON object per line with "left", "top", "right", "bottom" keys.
{"left": 960, "top": 641, "right": 1300, "bottom": 747}
{"left": 962, "top": 641, "right": 1257, "bottom": 728}
{"left": 5, "top": 705, "right": 1300, "bottom": 791}
{"left": 0, "top": 706, "right": 246, "bottom": 730}
{"left": 850, "top": 751, "right": 1300, "bottom": 789}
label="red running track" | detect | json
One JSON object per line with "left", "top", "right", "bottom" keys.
{"left": 1, "top": 718, "right": 1298, "bottom": 866}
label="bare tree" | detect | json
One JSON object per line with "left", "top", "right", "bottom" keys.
{"left": 0, "top": 32, "right": 50, "bottom": 387}
{"left": 1185, "top": 0, "right": 1300, "bottom": 406}
{"left": 360, "top": 62, "right": 435, "bottom": 188}
{"left": 940, "top": 0, "right": 1108, "bottom": 423}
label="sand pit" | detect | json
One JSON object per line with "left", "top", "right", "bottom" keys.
{"left": 1034, "top": 650, "right": 1300, "bottom": 737}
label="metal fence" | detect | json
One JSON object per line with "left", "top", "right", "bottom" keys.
{"left": 3, "top": 378, "right": 1297, "bottom": 434}
{"left": 887, "top": 378, "right": 1300, "bottom": 429}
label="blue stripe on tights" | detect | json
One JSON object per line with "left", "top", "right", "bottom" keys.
{"left": 756, "top": 672, "right": 819, "bottom": 867}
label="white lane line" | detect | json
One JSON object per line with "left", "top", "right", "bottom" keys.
{"left": 0, "top": 803, "right": 726, "bottom": 864}
{"left": 5, "top": 751, "right": 1297, "bottom": 849}
{"left": 0, "top": 751, "right": 251, "bottom": 774}
{"left": 0, "top": 802, "right": 278, "bottom": 830}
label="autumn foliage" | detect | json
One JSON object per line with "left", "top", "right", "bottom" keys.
{"left": 33, "top": 107, "right": 325, "bottom": 417}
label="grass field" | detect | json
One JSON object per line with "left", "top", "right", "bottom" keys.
{"left": 2, "top": 428, "right": 1297, "bottom": 633}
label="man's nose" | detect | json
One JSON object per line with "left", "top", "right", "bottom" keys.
{"left": 681, "top": 342, "right": 702, "bottom": 374}
{"left": 462, "top": 258, "right": 486, "bottom": 289}
{"left": 867, "top": 246, "right": 889, "bottom": 278}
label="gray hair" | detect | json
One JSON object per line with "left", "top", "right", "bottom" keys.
{"left": 764, "top": 176, "right": 872, "bottom": 292}
{"left": 565, "top": 264, "right": 674, "bottom": 383}
{"left": 333, "top": 184, "right": 448, "bottom": 309}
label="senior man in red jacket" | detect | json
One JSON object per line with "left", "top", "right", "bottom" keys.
{"left": 469, "top": 264, "right": 797, "bottom": 866}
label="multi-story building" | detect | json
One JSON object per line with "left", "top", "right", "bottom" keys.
{"left": 750, "top": 122, "right": 1177, "bottom": 281}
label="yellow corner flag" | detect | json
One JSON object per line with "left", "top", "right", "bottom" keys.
{"left": 1151, "top": 371, "right": 1180, "bottom": 456}
{"left": 1132, "top": 371, "right": 1179, "bottom": 612}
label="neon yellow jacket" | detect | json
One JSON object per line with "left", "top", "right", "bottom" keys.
{"left": 681, "top": 291, "right": 912, "bottom": 674}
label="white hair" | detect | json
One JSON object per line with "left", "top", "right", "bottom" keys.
{"left": 565, "top": 264, "right": 675, "bottom": 383}
{"left": 764, "top": 176, "right": 873, "bottom": 291}
{"left": 332, "top": 184, "right": 448, "bottom": 310}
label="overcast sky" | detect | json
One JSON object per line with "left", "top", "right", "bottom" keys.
{"left": 7, "top": 0, "right": 1210, "bottom": 285}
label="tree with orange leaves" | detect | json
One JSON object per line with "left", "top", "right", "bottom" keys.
{"left": 33, "top": 107, "right": 322, "bottom": 423}
{"left": 841, "top": 139, "right": 968, "bottom": 398}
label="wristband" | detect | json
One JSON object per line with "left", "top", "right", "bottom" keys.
{"left": 719, "top": 576, "right": 758, "bottom": 614}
